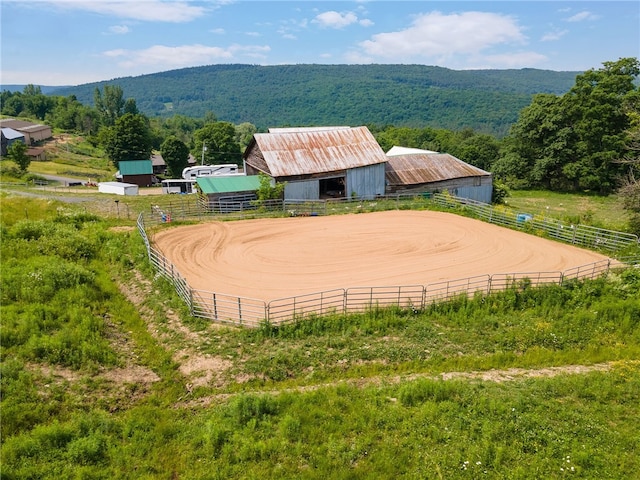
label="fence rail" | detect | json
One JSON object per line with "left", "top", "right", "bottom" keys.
{"left": 137, "top": 200, "right": 638, "bottom": 328}
{"left": 431, "top": 194, "right": 638, "bottom": 251}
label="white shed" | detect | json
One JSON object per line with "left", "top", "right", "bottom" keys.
{"left": 98, "top": 182, "right": 139, "bottom": 196}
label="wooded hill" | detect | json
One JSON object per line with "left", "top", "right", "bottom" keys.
{"left": 50, "top": 64, "right": 579, "bottom": 136}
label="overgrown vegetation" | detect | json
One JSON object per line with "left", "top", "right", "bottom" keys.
{"left": 1, "top": 195, "right": 639, "bottom": 478}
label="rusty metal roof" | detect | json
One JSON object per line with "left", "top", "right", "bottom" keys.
{"left": 385, "top": 153, "right": 491, "bottom": 186}
{"left": 248, "top": 126, "right": 388, "bottom": 177}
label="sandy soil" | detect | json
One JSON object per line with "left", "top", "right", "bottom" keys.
{"left": 152, "top": 210, "right": 612, "bottom": 302}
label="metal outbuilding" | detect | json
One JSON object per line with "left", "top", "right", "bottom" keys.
{"left": 385, "top": 147, "right": 493, "bottom": 203}
{"left": 243, "top": 126, "right": 387, "bottom": 200}
{"left": 98, "top": 182, "right": 139, "bottom": 196}
{"left": 197, "top": 175, "right": 262, "bottom": 212}
{"left": 1, "top": 128, "right": 25, "bottom": 156}
{"left": 0, "top": 119, "right": 51, "bottom": 145}
{"left": 117, "top": 160, "right": 155, "bottom": 187}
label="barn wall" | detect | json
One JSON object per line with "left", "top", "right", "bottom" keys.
{"left": 387, "top": 176, "right": 493, "bottom": 203}
{"left": 346, "top": 163, "right": 386, "bottom": 199}
{"left": 285, "top": 179, "right": 320, "bottom": 200}
{"left": 122, "top": 174, "right": 154, "bottom": 187}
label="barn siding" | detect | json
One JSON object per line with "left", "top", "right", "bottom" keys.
{"left": 285, "top": 179, "right": 320, "bottom": 200}
{"left": 346, "top": 163, "right": 386, "bottom": 199}
{"left": 388, "top": 176, "right": 493, "bottom": 203}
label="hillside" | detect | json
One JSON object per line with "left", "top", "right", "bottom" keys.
{"left": 50, "top": 64, "right": 580, "bottom": 136}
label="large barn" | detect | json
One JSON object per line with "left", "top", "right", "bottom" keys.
{"left": 0, "top": 119, "right": 52, "bottom": 145}
{"left": 385, "top": 146, "right": 493, "bottom": 203}
{"left": 243, "top": 126, "right": 388, "bottom": 200}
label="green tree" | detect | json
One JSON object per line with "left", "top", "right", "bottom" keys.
{"left": 256, "top": 172, "right": 285, "bottom": 201}
{"left": 193, "top": 121, "right": 242, "bottom": 165}
{"left": 8, "top": 141, "right": 30, "bottom": 174}
{"left": 124, "top": 98, "right": 139, "bottom": 115}
{"left": 94, "top": 85, "right": 125, "bottom": 127}
{"left": 235, "top": 122, "right": 257, "bottom": 151}
{"left": 497, "top": 57, "right": 640, "bottom": 193}
{"left": 21, "top": 85, "right": 55, "bottom": 120}
{"left": 160, "top": 136, "right": 190, "bottom": 178}
{"left": 451, "top": 132, "right": 500, "bottom": 171}
{"left": 103, "top": 113, "right": 153, "bottom": 167}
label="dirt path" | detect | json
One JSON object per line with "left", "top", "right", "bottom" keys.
{"left": 178, "top": 361, "right": 620, "bottom": 408}
{"left": 153, "top": 210, "right": 612, "bottom": 302}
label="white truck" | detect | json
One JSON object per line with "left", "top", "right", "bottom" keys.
{"left": 182, "top": 164, "right": 239, "bottom": 180}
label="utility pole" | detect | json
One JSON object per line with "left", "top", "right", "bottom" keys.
{"left": 201, "top": 141, "right": 206, "bottom": 165}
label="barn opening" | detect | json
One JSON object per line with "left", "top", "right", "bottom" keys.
{"left": 320, "top": 176, "right": 345, "bottom": 198}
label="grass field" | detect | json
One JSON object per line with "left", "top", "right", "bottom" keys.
{"left": 1, "top": 194, "right": 639, "bottom": 478}
{"left": 505, "top": 190, "right": 629, "bottom": 231}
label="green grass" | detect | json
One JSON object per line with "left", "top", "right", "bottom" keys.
{"left": 1, "top": 196, "right": 639, "bottom": 478}
{"left": 505, "top": 190, "right": 629, "bottom": 231}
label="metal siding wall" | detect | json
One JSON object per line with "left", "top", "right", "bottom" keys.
{"left": 285, "top": 179, "right": 320, "bottom": 200}
{"left": 454, "top": 185, "right": 493, "bottom": 204}
{"left": 346, "top": 163, "right": 386, "bottom": 199}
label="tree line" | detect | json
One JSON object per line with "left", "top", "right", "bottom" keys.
{"left": 47, "top": 63, "right": 580, "bottom": 136}
{"left": 1, "top": 58, "right": 638, "bottom": 231}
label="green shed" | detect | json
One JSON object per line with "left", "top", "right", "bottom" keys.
{"left": 118, "top": 160, "right": 154, "bottom": 187}
{"left": 197, "top": 175, "right": 262, "bottom": 213}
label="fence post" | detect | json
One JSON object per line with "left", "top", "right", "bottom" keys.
{"left": 213, "top": 293, "right": 218, "bottom": 320}
{"left": 238, "top": 297, "right": 243, "bottom": 325}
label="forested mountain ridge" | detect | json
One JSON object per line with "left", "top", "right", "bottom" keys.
{"left": 50, "top": 64, "right": 580, "bottom": 136}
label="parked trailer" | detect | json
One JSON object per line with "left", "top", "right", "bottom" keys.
{"left": 98, "top": 181, "right": 138, "bottom": 196}
{"left": 182, "top": 164, "right": 239, "bottom": 180}
{"left": 161, "top": 179, "right": 197, "bottom": 194}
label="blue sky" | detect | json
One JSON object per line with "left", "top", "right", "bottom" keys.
{"left": 1, "top": 1, "right": 638, "bottom": 86}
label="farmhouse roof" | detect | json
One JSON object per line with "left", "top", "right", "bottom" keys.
{"left": 244, "top": 126, "right": 388, "bottom": 177}
{"left": 118, "top": 159, "right": 153, "bottom": 175}
{"left": 197, "top": 175, "right": 261, "bottom": 194}
{"left": 385, "top": 148, "right": 491, "bottom": 186}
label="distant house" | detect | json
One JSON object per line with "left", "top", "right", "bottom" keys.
{"left": 0, "top": 119, "right": 52, "bottom": 145}
{"left": 243, "top": 126, "right": 387, "bottom": 200}
{"left": 1, "top": 127, "right": 26, "bottom": 156}
{"left": 197, "top": 175, "right": 261, "bottom": 212}
{"left": 117, "top": 160, "right": 155, "bottom": 187}
{"left": 151, "top": 152, "right": 196, "bottom": 176}
{"left": 385, "top": 147, "right": 493, "bottom": 203}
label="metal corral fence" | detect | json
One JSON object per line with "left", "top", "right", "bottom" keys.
{"left": 144, "top": 192, "right": 638, "bottom": 252}
{"left": 136, "top": 213, "right": 636, "bottom": 328}
{"left": 431, "top": 194, "right": 638, "bottom": 251}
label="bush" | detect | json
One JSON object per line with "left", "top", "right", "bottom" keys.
{"left": 0, "top": 257, "right": 95, "bottom": 303}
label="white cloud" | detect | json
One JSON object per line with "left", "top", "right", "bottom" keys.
{"left": 359, "top": 18, "right": 374, "bottom": 27}
{"left": 29, "top": 0, "right": 208, "bottom": 23}
{"left": 566, "top": 11, "right": 599, "bottom": 22}
{"left": 108, "top": 24, "right": 130, "bottom": 34}
{"left": 210, "top": 28, "right": 226, "bottom": 35}
{"left": 313, "top": 11, "right": 358, "bottom": 29}
{"left": 103, "top": 43, "right": 270, "bottom": 69}
{"left": 541, "top": 29, "right": 568, "bottom": 42}
{"left": 357, "top": 11, "right": 527, "bottom": 61}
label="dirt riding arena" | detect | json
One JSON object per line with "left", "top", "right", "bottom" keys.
{"left": 152, "top": 210, "right": 612, "bottom": 302}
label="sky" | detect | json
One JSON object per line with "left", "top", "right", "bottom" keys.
{"left": 1, "top": 0, "right": 639, "bottom": 87}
